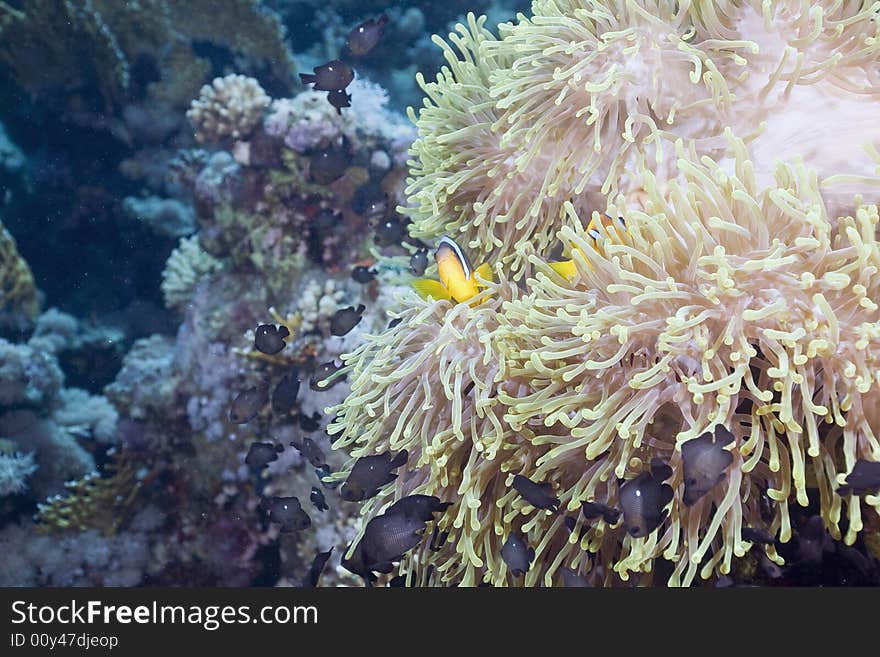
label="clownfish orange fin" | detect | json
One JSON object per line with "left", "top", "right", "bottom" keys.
{"left": 549, "top": 259, "right": 577, "bottom": 279}
{"left": 412, "top": 278, "right": 452, "bottom": 302}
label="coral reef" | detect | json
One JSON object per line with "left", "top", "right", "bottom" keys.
{"left": 0, "top": 309, "right": 121, "bottom": 500}
{"left": 4, "top": 0, "right": 877, "bottom": 591}
{"left": 0, "top": 506, "right": 166, "bottom": 586}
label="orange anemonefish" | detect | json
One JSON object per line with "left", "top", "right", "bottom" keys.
{"left": 549, "top": 213, "right": 628, "bottom": 279}
{"left": 412, "top": 236, "right": 493, "bottom": 304}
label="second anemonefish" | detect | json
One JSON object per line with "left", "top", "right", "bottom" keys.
{"left": 412, "top": 236, "right": 493, "bottom": 304}
{"left": 549, "top": 213, "right": 628, "bottom": 279}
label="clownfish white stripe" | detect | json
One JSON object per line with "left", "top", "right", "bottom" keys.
{"left": 437, "top": 235, "right": 471, "bottom": 280}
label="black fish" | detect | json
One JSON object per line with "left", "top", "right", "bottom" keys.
{"left": 346, "top": 14, "right": 388, "bottom": 56}
{"left": 355, "top": 193, "right": 387, "bottom": 220}
{"left": 618, "top": 458, "right": 674, "bottom": 538}
{"left": 228, "top": 385, "right": 269, "bottom": 424}
{"left": 340, "top": 449, "right": 408, "bottom": 501}
{"left": 297, "top": 437, "right": 327, "bottom": 469}
{"left": 343, "top": 508, "right": 428, "bottom": 580}
{"left": 581, "top": 500, "right": 621, "bottom": 525}
{"left": 559, "top": 568, "right": 591, "bottom": 587}
{"left": 245, "top": 441, "right": 282, "bottom": 470}
{"left": 253, "top": 324, "right": 289, "bottom": 355}
{"left": 351, "top": 266, "right": 376, "bottom": 284}
{"left": 374, "top": 217, "right": 405, "bottom": 247}
{"left": 298, "top": 411, "right": 322, "bottom": 432}
{"left": 271, "top": 372, "right": 300, "bottom": 415}
{"left": 326, "top": 89, "right": 352, "bottom": 115}
{"left": 330, "top": 304, "right": 365, "bottom": 337}
{"left": 409, "top": 248, "right": 428, "bottom": 276}
{"left": 512, "top": 474, "right": 559, "bottom": 512}
{"left": 261, "top": 496, "right": 311, "bottom": 532}
{"left": 361, "top": 512, "right": 426, "bottom": 568}
{"left": 310, "top": 360, "right": 346, "bottom": 391}
{"left": 310, "top": 144, "right": 351, "bottom": 185}
{"left": 386, "top": 495, "right": 451, "bottom": 522}
{"left": 299, "top": 60, "right": 354, "bottom": 91}
{"left": 501, "top": 532, "right": 534, "bottom": 576}
{"left": 837, "top": 459, "right": 880, "bottom": 496}
{"left": 388, "top": 317, "right": 402, "bottom": 329}
{"left": 681, "top": 425, "right": 734, "bottom": 506}
{"left": 302, "top": 548, "right": 333, "bottom": 588}
{"left": 310, "top": 486, "right": 329, "bottom": 512}
{"left": 742, "top": 526, "right": 775, "bottom": 545}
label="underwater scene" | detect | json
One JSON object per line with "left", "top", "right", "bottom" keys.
{"left": 1, "top": 0, "right": 879, "bottom": 589}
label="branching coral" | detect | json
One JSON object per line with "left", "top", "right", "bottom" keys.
{"left": 187, "top": 74, "right": 271, "bottom": 143}
{"left": 330, "top": 132, "right": 880, "bottom": 586}
{"left": 35, "top": 451, "right": 142, "bottom": 536}
{"left": 161, "top": 235, "right": 224, "bottom": 313}
{"left": 404, "top": 1, "right": 880, "bottom": 275}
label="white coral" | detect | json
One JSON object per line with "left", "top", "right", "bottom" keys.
{"left": 297, "top": 278, "right": 345, "bottom": 334}
{"left": 0, "top": 449, "right": 36, "bottom": 496}
{"left": 51, "top": 388, "right": 119, "bottom": 445}
{"left": 264, "top": 94, "right": 342, "bottom": 152}
{"left": 161, "top": 235, "right": 223, "bottom": 312}
{"left": 186, "top": 74, "right": 270, "bottom": 143}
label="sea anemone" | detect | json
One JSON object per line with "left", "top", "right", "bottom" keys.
{"left": 327, "top": 275, "right": 522, "bottom": 585}
{"left": 403, "top": 1, "right": 880, "bottom": 276}
{"left": 331, "top": 132, "right": 880, "bottom": 586}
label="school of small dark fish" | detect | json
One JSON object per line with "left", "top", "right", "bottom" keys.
{"left": 298, "top": 14, "right": 387, "bottom": 118}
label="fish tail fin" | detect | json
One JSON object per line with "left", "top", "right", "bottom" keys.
{"left": 390, "top": 449, "right": 409, "bottom": 468}
{"left": 474, "top": 262, "right": 493, "bottom": 286}
{"left": 299, "top": 73, "right": 316, "bottom": 85}
{"left": 549, "top": 259, "right": 577, "bottom": 279}
{"left": 412, "top": 278, "right": 451, "bottom": 301}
